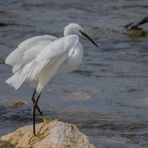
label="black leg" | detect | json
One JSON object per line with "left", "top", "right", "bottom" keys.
{"left": 33, "top": 92, "right": 42, "bottom": 135}
{"left": 31, "top": 89, "right": 44, "bottom": 116}
{"left": 33, "top": 99, "right": 36, "bottom": 135}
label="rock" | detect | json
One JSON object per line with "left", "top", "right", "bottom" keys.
{"left": 10, "top": 100, "right": 28, "bottom": 108}
{"left": 0, "top": 121, "right": 95, "bottom": 148}
{"left": 127, "top": 27, "right": 147, "bottom": 37}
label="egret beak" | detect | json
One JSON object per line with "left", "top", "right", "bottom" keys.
{"left": 80, "top": 30, "right": 99, "bottom": 48}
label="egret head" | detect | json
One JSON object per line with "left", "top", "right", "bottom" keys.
{"left": 64, "top": 23, "right": 99, "bottom": 48}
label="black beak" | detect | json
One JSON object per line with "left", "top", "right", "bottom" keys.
{"left": 80, "top": 30, "right": 99, "bottom": 48}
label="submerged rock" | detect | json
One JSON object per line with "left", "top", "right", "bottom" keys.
{"left": 109, "top": 15, "right": 148, "bottom": 37}
{"left": 0, "top": 121, "right": 95, "bottom": 148}
{"left": 10, "top": 100, "right": 28, "bottom": 108}
{"left": 126, "top": 27, "right": 148, "bottom": 37}
{"left": 122, "top": 15, "right": 148, "bottom": 37}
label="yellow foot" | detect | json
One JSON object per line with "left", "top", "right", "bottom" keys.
{"left": 29, "top": 124, "right": 48, "bottom": 145}
{"left": 29, "top": 134, "right": 47, "bottom": 146}
{"left": 29, "top": 119, "right": 58, "bottom": 146}
{"left": 42, "top": 115, "right": 58, "bottom": 124}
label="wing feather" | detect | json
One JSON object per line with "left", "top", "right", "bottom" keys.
{"left": 5, "top": 35, "right": 79, "bottom": 90}
{"left": 5, "top": 35, "right": 57, "bottom": 66}
{"left": 28, "top": 35, "right": 79, "bottom": 80}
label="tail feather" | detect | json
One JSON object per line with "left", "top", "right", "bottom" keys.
{"left": 6, "top": 61, "right": 35, "bottom": 89}
{"left": 6, "top": 73, "right": 27, "bottom": 90}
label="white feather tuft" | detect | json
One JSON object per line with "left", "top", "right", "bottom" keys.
{"left": 6, "top": 73, "right": 27, "bottom": 90}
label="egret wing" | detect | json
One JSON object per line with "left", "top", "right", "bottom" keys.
{"left": 28, "top": 35, "right": 79, "bottom": 80}
{"left": 5, "top": 35, "right": 57, "bottom": 66}
{"left": 6, "top": 35, "right": 79, "bottom": 90}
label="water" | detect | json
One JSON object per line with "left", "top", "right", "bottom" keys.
{"left": 0, "top": 0, "right": 148, "bottom": 147}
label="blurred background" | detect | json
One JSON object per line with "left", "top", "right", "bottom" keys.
{"left": 0, "top": 0, "right": 148, "bottom": 147}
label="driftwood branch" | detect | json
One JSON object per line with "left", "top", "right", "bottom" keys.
{"left": 123, "top": 15, "right": 148, "bottom": 31}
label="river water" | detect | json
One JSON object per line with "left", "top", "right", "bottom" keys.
{"left": 0, "top": 0, "right": 148, "bottom": 147}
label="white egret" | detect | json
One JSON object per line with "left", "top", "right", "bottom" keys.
{"left": 5, "top": 23, "right": 98, "bottom": 135}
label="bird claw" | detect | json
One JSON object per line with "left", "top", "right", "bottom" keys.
{"left": 42, "top": 115, "right": 49, "bottom": 123}
{"left": 29, "top": 122, "right": 49, "bottom": 145}
{"left": 29, "top": 133, "right": 47, "bottom": 145}
{"left": 42, "top": 115, "right": 58, "bottom": 124}
{"left": 29, "top": 118, "right": 58, "bottom": 145}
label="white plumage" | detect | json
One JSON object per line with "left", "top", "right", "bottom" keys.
{"left": 6, "top": 24, "right": 84, "bottom": 93}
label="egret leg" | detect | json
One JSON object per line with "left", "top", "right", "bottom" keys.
{"left": 32, "top": 89, "right": 44, "bottom": 116}
{"left": 33, "top": 92, "right": 41, "bottom": 135}
{"left": 33, "top": 101, "right": 36, "bottom": 135}
{"left": 32, "top": 93, "right": 49, "bottom": 136}
{"left": 32, "top": 89, "right": 49, "bottom": 123}
{"left": 32, "top": 89, "right": 53, "bottom": 123}
{"left": 32, "top": 90, "right": 57, "bottom": 137}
